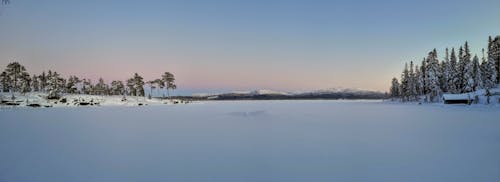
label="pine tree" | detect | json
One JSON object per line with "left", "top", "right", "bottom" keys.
{"left": 133, "top": 73, "right": 145, "bottom": 97}
{"left": 126, "top": 78, "right": 136, "bottom": 96}
{"left": 127, "top": 73, "right": 145, "bottom": 96}
{"left": 110, "top": 80, "right": 125, "bottom": 95}
{"left": 19, "top": 72, "right": 31, "bottom": 94}
{"left": 4, "top": 62, "right": 29, "bottom": 92}
{"left": 162, "top": 72, "right": 176, "bottom": 100}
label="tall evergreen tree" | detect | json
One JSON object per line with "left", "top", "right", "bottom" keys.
{"left": 425, "top": 49, "right": 441, "bottom": 101}
{"left": 483, "top": 56, "right": 498, "bottom": 90}
{"left": 463, "top": 57, "right": 475, "bottom": 93}
{"left": 487, "top": 36, "right": 500, "bottom": 83}
{"left": 389, "top": 77, "right": 400, "bottom": 99}
{"left": 448, "top": 48, "right": 459, "bottom": 93}
{"left": 472, "top": 55, "right": 483, "bottom": 91}
{"left": 399, "top": 63, "right": 410, "bottom": 101}
{"left": 409, "top": 61, "right": 417, "bottom": 100}
{"left": 415, "top": 64, "right": 423, "bottom": 96}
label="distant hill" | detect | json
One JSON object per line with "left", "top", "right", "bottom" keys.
{"left": 187, "top": 88, "right": 386, "bottom": 100}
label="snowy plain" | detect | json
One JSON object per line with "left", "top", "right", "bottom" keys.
{"left": 0, "top": 100, "right": 499, "bottom": 182}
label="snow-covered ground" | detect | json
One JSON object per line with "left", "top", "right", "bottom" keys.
{"left": 0, "top": 100, "right": 499, "bottom": 182}
{"left": 0, "top": 92, "right": 183, "bottom": 108}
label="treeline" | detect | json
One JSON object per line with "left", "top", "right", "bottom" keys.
{"left": 390, "top": 36, "right": 500, "bottom": 102}
{"left": 0, "top": 62, "right": 176, "bottom": 99}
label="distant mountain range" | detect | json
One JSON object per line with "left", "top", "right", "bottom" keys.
{"left": 186, "top": 88, "right": 386, "bottom": 100}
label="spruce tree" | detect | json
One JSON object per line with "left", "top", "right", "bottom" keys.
{"left": 409, "top": 61, "right": 417, "bottom": 100}
{"left": 390, "top": 77, "right": 400, "bottom": 100}
{"left": 400, "top": 63, "right": 410, "bottom": 101}
{"left": 448, "top": 48, "right": 459, "bottom": 93}
{"left": 425, "top": 49, "right": 441, "bottom": 102}
{"left": 472, "top": 55, "right": 483, "bottom": 91}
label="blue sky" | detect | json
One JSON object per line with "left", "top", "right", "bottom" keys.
{"left": 0, "top": 0, "right": 499, "bottom": 95}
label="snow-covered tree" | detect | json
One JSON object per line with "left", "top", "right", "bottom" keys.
{"left": 425, "top": 49, "right": 441, "bottom": 102}
{"left": 408, "top": 61, "right": 417, "bottom": 100}
{"left": 399, "top": 63, "right": 410, "bottom": 101}
{"left": 93, "top": 78, "right": 108, "bottom": 95}
{"left": 110, "top": 80, "right": 125, "bottom": 95}
{"left": 66, "top": 75, "right": 81, "bottom": 94}
{"left": 483, "top": 56, "right": 498, "bottom": 90}
{"left": 389, "top": 77, "right": 400, "bottom": 99}
{"left": 38, "top": 72, "right": 48, "bottom": 92}
{"left": 488, "top": 36, "right": 500, "bottom": 83}
{"left": 4, "top": 62, "right": 29, "bottom": 92}
{"left": 419, "top": 59, "right": 426, "bottom": 95}
{"left": 126, "top": 73, "right": 145, "bottom": 96}
{"left": 31, "top": 74, "right": 39, "bottom": 92}
{"left": 47, "top": 71, "right": 65, "bottom": 99}
{"left": 19, "top": 72, "right": 31, "bottom": 94}
{"left": 134, "top": 73, "right": 145, "bottom": 97}
{"left": 472, "top": 55, "right": 483, "bottom": 91}
{"left": 0, "top": 71, "right": 11, "bottom": 92}
{"left": 463, "top": 57, "right": 475, "bottom": 93}
{"left": 415, "top": 64, "right": 424, "bottom": 96}
{"left": 82, "top": 79, "right": 93, "bottom": 95}
{"left": 439, "top": 48, "right": 449, "bottom": 93}
{"left": 447, "top": 48, "right": 459, "bottom": 93}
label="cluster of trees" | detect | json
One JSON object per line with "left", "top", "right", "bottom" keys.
{"left": 390, "top": 36, "right": 500, "bottom": 102}
{"left": 0, "top": 62, "right": 177, "bottom": 99}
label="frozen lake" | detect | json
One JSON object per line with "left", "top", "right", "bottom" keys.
{"left": 1, "top": 100, "right": 499, "bottom": 182}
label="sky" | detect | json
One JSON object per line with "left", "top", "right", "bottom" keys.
{"left": 0, "top": 0, "right": 499, "bottom": 95}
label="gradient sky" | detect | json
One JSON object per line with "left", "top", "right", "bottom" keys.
{"left": 0, "top": 0, "right": 499, "bottom": 95}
